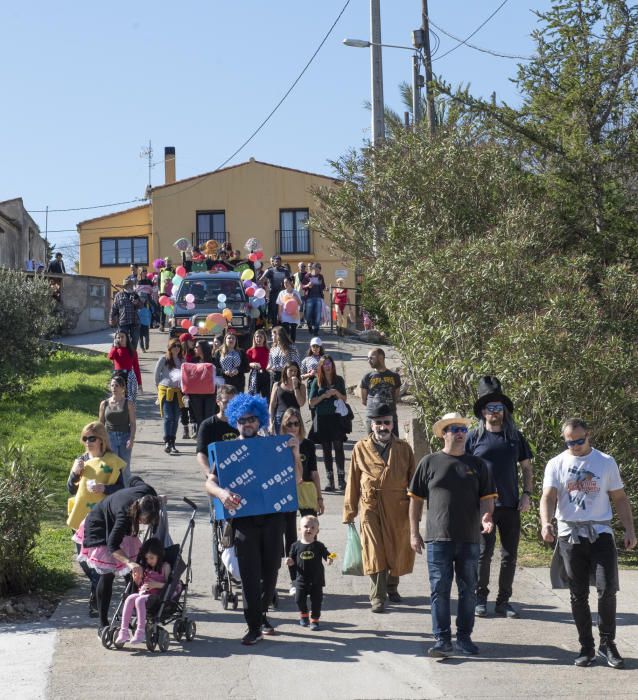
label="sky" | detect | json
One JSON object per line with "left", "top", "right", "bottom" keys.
{"left": 1, "top": 0, "right": 553, "bottom": 263}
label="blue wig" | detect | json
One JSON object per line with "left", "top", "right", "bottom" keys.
{"left": 226, "top": 393, "right": 269, "bottom": 429}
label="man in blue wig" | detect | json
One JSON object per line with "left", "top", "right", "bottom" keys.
{"left": 205, "top": 393, "right": 285, "bottom": 645}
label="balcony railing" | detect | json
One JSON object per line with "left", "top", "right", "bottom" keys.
{"left": 276, "top": 229, "right": 312, "bottom": 255}
{"left": 193, "top": 231, "right": 231, "bottom": 249}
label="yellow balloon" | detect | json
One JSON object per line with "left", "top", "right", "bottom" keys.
{"left": 240, "top": 269, "right": 254, "bottom": 281}
{"left": 222, "top": 308, "right": 233, "bottom": 321}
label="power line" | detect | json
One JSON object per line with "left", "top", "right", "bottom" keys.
{"left": 153, "top": 0, "right": 352, "bottom": 201}
{"left": 28, "top": 197, "right": 147, "bottom": 214}
{"left": 428, "top": 16, "right": 531, "bottom": 60}
{"left": 432, "top": 0, "right": 512, "bottom": 62}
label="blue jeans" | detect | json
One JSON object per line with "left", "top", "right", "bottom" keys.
{"left": 108, "top": 431, "right": 132, "bottom": 486}
{"left": 304, "top": 297, "right": 323, "bottom": 334}
{"left": 427, "top": 541, "right": 480, "bottom": 641}
{"left": 162, "top": 396, "right": 180, "bottom": 442}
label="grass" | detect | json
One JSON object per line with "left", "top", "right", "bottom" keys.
{"left": 0, "top": 350, "right": 111, "bottom": 595}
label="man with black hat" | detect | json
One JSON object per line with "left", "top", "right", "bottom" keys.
{"left": 409, "top": 412, "right": 496, "bottom": 657}
{"left": 110, "top": 278, "right": 142, "bottom": 350}
{"left": 263, "top": 255, "right": 290, "bottom": 326}
{"left": 466, "top": 376, "right": 533, "bottom": 619}
{"left": 343, "top": 404, "right": 416, "bottom": 613}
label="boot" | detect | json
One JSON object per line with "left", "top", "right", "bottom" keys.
{"left": 170, "top": 440, "right": 179, "bottom": 454}
{"left": 338, "top": 473, "right": 346, "bottom": 491}
{"left": 182, "top": 425, "right": 190, "bottom": 439}
{"left": 324, "top": 473, "right": 335, "bottom": 493}
{"left": 164, "top": 438, "right": 171, "bottom": 454}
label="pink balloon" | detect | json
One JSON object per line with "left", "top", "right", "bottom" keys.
{"left": 255, "top": 250, "right": 264, "bottom": 260}
{"left": 284, "top": 299, "right": 298, "bottom": 314}
{"left": 185, "top": 293, "right": 195, "bottom": 303}
{"left": 176, "top": 266, "right": 187, "bottom": 278}
{"left": 159, "top": 296, "right": 171, "bottom": 306}
{"left": 188, "top": 325, "right": 199, "bottom": 336}
{"left": 146, "top": 273, "right": 154, "bottom": 280}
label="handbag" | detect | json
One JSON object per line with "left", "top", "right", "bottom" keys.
{"left": 181, "top": 362, "right": 215, "bottom": 394}
{"left": 339, "top": 402, "right": 355, "bottom": 435}
{"left": 297, "top": 481, "right": 319, "bottom": 512}
{"left": 342, "top": 523, "right": 364, "bottom": 576}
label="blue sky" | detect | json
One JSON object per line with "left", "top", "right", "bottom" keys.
{"left": 1, "top": 0, "right": 552, "bottom": 261}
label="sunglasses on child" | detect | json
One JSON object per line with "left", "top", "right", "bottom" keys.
{"left": 82, "top": 435, "right": 99, "bottom": 443}
{"left": 445, "top": 425, "right": 468, "bottom": 434}
{"left": 238, "top": 416, "right": 259, "bottom": 425}
{"left": 565, "top": 437, "right": 587, "bottom": 447}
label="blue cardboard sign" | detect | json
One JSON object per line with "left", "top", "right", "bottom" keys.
{"left": 209, "top": 435, "right": 298, "bottom": 519}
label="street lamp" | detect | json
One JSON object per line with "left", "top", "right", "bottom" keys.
{"left": 343, "top": 37, "right": 424, "bottom": 128}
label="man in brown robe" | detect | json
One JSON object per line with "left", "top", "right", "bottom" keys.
{"left": 343, "top": 403, "right": 416, "bottom": 613}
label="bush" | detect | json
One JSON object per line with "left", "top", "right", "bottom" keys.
{"left": 0, "top": 269, "right": 61, "bottom": 397}
{"left": 0, "top": 444, "right": 50, "bottom": 596}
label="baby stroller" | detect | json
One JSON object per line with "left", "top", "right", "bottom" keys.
{"left": 211, "top": 506, "right": 241, "bottom": 611}
{"left": 210, "top": 505, "right": 279, "bottom": 611}
{"left": 101, "top": 497, "right": 198, "bottom": 653}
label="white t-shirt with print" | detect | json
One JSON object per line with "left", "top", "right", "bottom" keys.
{"left": 543, "top": 447, "right": 623, "bottom": 537}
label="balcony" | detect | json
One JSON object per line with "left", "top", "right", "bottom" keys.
{"left": 193, "top": 231, "right": 231, "bottom": 249}
{"left": 276, "top": 229, "right": 312, "bottom": 255}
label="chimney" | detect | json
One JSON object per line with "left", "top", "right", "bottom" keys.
{"left": 164, "top": 146, "right": 176, "bottom": 184}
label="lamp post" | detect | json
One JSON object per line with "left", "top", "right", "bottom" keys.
{"left": 343, "top": 37, "right": 423, "bottom": 128}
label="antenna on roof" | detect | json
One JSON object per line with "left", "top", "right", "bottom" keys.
{"left": 139, "top": 140, "right": 153, "bottom": 190}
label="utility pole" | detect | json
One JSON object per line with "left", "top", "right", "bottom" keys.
{"left": 421, "top": 0, "right": 436, "bottom": 135}
{"left": 44, "top": 205, "right": 48, "bottom": 244}
{"left": 412, "top": 53, "right": 422, "bottom": 126}
{"left": 370, "top": 0, "right": 385, "bottom": 146}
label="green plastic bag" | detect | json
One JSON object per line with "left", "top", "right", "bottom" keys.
{"left": 342, "top": 523, "right": 364, "bottom": 576}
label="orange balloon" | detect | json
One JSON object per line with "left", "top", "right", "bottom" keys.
{"left": 222, "top": 308, "right": 233, "bottom": 321}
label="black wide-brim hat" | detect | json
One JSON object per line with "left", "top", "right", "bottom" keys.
{"left": 473, "top": 376, "right": 514, "bottom": 418}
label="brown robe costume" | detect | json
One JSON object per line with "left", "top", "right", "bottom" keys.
{"left": 343, "top": 435, "right": 416, "bottom": 576}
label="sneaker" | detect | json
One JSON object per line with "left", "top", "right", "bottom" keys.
{"left": 164, "top": 442, "right": 171, "bottom": 454}
{"left": 323, "top": 484, "right": 336, "bottom": 493}
{"left": 598, "top": 642, "right": 624, "bottom": 669}
{"left": 289, "top": 585, "right": 296, "bottom": 596}
{"left": 371, "top": 602, "right": 385, "bottom": 614}
{"left": 129, "top": 631, "right": 146, "bottom": 645}
{"left": 299, "top": 617, "right": 309, "bottom": 627}
{"left": 115, "top": 628, "right": 130, "bottom": 645}
{"left": 170, "top": 443, "right": 179, "bottom": 454}
{"left": 261, "top": 617, "right": 276, "bottom": 635}
{"left": 428, "top": 640, "right": 454, "bottom": 658}
{"left": 494, "top": 602, "right": 520, "bottom": 619}
{"left": 455, "top": 636, "right": 479, "bottom": 655}
{"left": 310, "top": 620, "right": 320, "bottom": 631}
{"left": 387, "top": 592, "right": 403, "bottom": 604}
{"left": 475, "top": 598, "right": 487, "bottom": 617}
{"left": 241, "top": 629, "right": 263, "bottom": 645}
{"left": 574, "top": 647, "right": 596, "bottom": 667}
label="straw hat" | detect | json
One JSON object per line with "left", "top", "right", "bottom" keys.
{"left": 432, "top": 412, "right": 473, "bottom": 439}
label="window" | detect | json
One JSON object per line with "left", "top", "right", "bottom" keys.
{"left": 279, "top": 209, "right": 310, "bottom": 254}
{"left": 196, "top": 211, "right": 227, "bottom": 248}
{"left": 100, "top": 237, "right": 149, "bottom": 266}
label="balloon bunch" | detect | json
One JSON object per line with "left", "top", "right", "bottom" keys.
{"left": 242, "top": 270, "right": 267, "bottom": 319}
{"left": 244, "top": 238, "right": 264, "bottom": 271}
{"left": 159, "top": 265, "right": 188, "bottom": 317}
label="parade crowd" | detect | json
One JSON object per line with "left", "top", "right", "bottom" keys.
{"left": 64, "top": 252, "right": 636, "bottom": 669}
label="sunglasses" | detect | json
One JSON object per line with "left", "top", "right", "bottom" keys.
{"left": 285, "top": 421, "right": 300, "bottom": 427}
{"left": 82, "top": 435, "right": 99, "bottom": 443}
{"left": 445, "top": 425, "right": 468, "bottom": 434}
{"left": 565, "top": 437, "right": 587, "bottom": 447}
{"left": 238, "top": 416, "right": 258, "bottom": 425}
{"left": 372, "top": 419, "right": 393, "bottom": 426}
{"left": 485, "top": 403, "right": 505, "bottom": 413}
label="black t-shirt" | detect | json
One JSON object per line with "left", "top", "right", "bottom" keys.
{"left": 264, "top": 266, "right": 290, "bottom": 295}
{"left": 409, "top": 451, "right": 496, "bottom": 544}
{"left": 299, "top": 439, "right": 317, "bottom": 482}
{"left": 196, "top": 416, "right": 239, "bottom": 463}
{"left": 360, "top": 369, "right": 401, "bottom": 416}
{"left": 289, "top": 540, "right": 330, "bottom": 586}
{"left": 466, "top": 429, "right": 533, "bottom": 508}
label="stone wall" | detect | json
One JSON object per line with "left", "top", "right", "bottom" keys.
{"left": 44, "top": 273, "right": 112, "bottom": 335}
{"left": 0, "top": 199, "right": 47, "bottom": 270}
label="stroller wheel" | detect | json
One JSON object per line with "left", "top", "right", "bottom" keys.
{"left": 173, "top": 619, "right": 185, "bottom": 642}
{"left": 146, "top": 625, "right": 158, "bottom": 652}
{"left": 221, "top": 591, "right": 229, "bottom": 610}
{"left": 185, "top": 619, "right": 196, "bottom": 641}
{"left": 271, "top": 591, "right": 279, "bottom": 610}
{"left": 158, "top": 627, "right": 170, "bottom": 653}
{"left": 100, "top": 626, "right": 114, "bottom": 649}
{"left": 213, "top": 583, "right": 221, "bottom": 600}
{"left": 232, "top": 594, "right": 239, "bottom": 610}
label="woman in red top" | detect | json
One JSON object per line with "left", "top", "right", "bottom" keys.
{"left": 332, "top": 278, "right": 352, "bottom": 337}
{"left": 108, "top": 331, "right": 142, "bottom": 401}
{"left": 246, "top": 329, "right": 270, "bottom": 398}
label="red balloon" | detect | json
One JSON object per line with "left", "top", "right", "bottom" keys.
{"left": 255, "top": 250, "right": 264, "bottom": 260}
{"left": 175, "top": 266, "right": 187, "bottom": 278}
{"left": 248, "top": 253, "right": 257, "bottom": 262}
{"left": 246, "top": 286, "right": 255, "bottom": 297}
{"left": 180, "top": 319, "right": 190, "bottom": 329}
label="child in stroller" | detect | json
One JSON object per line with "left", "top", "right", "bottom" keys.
{"left": 116, "top": 538, "right": 170, "bottom": 645}
{"left": 101, "top": 497, "right": 198, "bottom": 652}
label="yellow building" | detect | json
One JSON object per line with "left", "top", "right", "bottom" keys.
{"left": 78, "top": 152, "right": 350, "bottom": 289}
